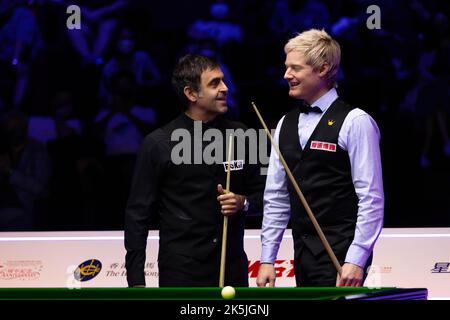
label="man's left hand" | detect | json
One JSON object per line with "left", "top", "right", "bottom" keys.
{"left": 217, "top": 184, "right": 245, "bottom": 216}
{"left": 336, "top": 263, "right": 364, "bottom": 287}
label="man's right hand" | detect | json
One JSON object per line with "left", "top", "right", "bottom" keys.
{"left": 256, "top": 263, "right": 276, "bottom": 287}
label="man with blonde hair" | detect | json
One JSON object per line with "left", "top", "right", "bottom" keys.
{"left": 257, "top": 29, "right": 384, "bottom": 287}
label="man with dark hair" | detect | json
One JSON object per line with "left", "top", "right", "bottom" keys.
{"left": 124, "top": 54, "right": 264, "bottom": 287}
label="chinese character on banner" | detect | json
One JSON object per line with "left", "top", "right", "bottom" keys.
{"left": 431, "top": 262, "right": 450, "bottom": 273}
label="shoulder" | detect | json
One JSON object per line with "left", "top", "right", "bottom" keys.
{"left": 342, "top": 107, "right": 381, "bottom": 140}
{"left": 145, "top": 115, "right": 188, "bottom": 143}
{"left": 345, "top": 108, "right": 378, "bottom": 127}
{"left": 335, "top": 99, "right": 378, "bottom": 126}
{"left": 221, "top": 118, "right": 249, "bottom": 131}
{"left": 138, "top": 129, "right": 169, "bottom": 162}
{"left": 133, "top": 51, "right": 152, "bottom": 62}
{"left": 146, "top": 121, "right": 173, "bottom": 143}
{"left": 142, "top": 122, "right": 173, "bottom": 150}
{"left": 13, "top": 7, "right": 35, "bottom": 20}
{"left": 141, "top": 131, "right": 162, "bottom": 151}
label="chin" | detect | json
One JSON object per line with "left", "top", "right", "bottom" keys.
{"left": 219, "top": 106, "right": 228, "bottom": 114}
{"left": 289, "top": 90, "right": 303, "bottom": 100}
{"left": 214, "top": 102, "right": 228, "bottom": 113}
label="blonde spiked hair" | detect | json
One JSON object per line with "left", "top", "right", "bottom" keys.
{"left": 285, "top": 29, "right": 341, "bottom": 88}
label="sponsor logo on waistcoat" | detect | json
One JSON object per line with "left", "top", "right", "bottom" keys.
{"left": 310, "top": 140, "right": 337, "bottom": 152}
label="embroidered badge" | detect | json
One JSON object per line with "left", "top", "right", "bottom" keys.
{"left": 327, "top": 119, "right": 335, "bottom": 126}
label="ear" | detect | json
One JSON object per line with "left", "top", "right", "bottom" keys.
{"left": 183, "top": 86, "right": 198, "bottom": 103}
{"left": 318, "top": 63, "right": 330, "bottom": 79}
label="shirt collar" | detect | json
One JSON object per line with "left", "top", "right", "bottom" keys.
{"left": 310, "top": 88, "right": 339, "bottom": 113}
{"left": 179, "top": 112, "right": 222, "bottom": 129}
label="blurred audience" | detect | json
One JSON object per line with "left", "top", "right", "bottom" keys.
{"left": 45, "top": 90, "right": 107, "bottom": 230}
{"left": 99, "top": 26, "right": 162, "bottom": 106}
{"left": 270, "top": 0, "right": 330, "bottom": 36}
{"left": 95, "top": 70, "right": 157, "bottom": 228}
{"left": 95, "top": 70, "right": 156, "bottom": 156}
{"left": 66, "top": 0, "right": 128, "bottom": 65}
{"left": 188, "top": 0, "right": 243, "bottom": 48}
{"left": 0, "top": 0, "right": 448, "bottom": 230}
{"left": 0, "top": 0, "right": 42, "bottom": 109}
{"left": 0, "top": 110, "right": 50, "bottom": 231}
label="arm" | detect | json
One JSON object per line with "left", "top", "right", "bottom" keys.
{"left": 93, "top": 110, "right": 114, "bottom": 139}
{"left": 94, "top": 0, "right": 128, "bottom": 17}
{"left": 257, "top": 117, "right": 291, "bottom": 287}
{"left": 141, "top": 53, "right": 162, "bottom": 87}
{"left": 241, "top": 134, "right": 266, "bottom": 216}
{"left": 13, "top": 8, "right": 38, "bottom": 64}
{"left": 82, "top": 1, "right": 127, "bottom": 21}
{"left": 124, "top": 135, "right": 163, "bottom": 287}
{"left": 338, "top": 112, "right": 384, "bottom": 286}
{"left": 216, "top": 130, "right": 266, "bottom": 216}
{"left": 12, "top": 41, "right": 25, "bottom": 66}
{"left": 126, "top": 111, "right": 155, "bottom": 136}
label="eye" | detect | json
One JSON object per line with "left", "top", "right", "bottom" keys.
{"left": 210, "top": 79, "right": 220, "bottom": 87}
{"left": 285, "top": 65, "right": 300, "bottom": 72}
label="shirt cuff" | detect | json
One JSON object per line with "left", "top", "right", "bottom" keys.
{"left": 260, "top": 246, "right": 277, "bottom": 264}
{"left": 344, "top": 243, "right": 371, "bottom": 269}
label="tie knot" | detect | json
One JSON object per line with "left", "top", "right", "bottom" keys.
{"left": 299, "top": 103, "right": 322, "bottom": 114}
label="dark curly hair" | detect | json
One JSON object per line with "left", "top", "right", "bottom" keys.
{"left": 171, "top": 54, "right": 220, "bottom": 108}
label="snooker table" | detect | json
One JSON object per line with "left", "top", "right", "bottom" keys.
{"left": 0, "top": 287, "right": 428, "bottom": 300}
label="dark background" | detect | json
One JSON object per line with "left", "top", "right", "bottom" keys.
{"left": 0, "top": 0, "right": 449, "bottom": 231}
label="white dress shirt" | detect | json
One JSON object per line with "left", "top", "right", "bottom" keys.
{"left": 261, "top": 88, "right": 384, "bottom": 268}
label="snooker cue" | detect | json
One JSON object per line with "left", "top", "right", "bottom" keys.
{"left": 219, "top": 133, "right": 234, "bottom": 287}
{"left": 251, "top": 102, "right": 342, "bottom": 276}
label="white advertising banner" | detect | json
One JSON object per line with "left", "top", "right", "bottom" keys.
{"left": 366, "top": 228, "right": 450, "bottom": 300}
{"left": 0, "top": 228, "right": 449, "bottom": 299}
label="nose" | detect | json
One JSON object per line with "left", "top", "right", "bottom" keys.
{"left": 220, "top": 80, "right": 228, "bottom": 93}
{"left": 284, "top": 68, "right": 293, "bottom": 80}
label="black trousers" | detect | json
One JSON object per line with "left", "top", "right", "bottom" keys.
{"left": 158, "top": 250, "right": 249, "bottom": 287}
{"left": 294, "top": 238, "right": 373, "bottom": 287}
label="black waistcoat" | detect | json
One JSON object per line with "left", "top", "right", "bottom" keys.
{"left": 279, "top": 99, "right": 358, "bottom": 257}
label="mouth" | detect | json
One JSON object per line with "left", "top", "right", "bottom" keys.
{"left": 289, "top": 82, "right": 300, "bottom": 88}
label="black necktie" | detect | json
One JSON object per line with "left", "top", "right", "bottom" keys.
{"left": 299, "top": 103, "right": 322, "bottom": 114}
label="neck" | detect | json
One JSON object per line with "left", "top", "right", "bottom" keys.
{"left": 304, "top": 86, "right": 332, "bottom": 105}
{"left": 185, "top": 108, "right": 217, "bottom": 123}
